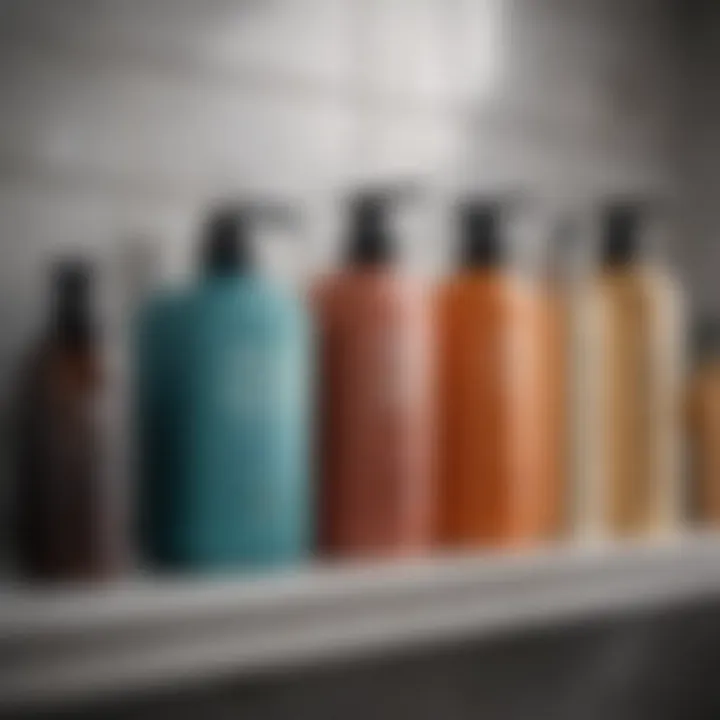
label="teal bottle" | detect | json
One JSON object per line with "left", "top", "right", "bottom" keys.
{"left": 137, "top": 204, "right": 313, "bottom": 572}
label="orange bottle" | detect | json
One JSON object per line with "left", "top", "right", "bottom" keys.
{"left": 438, "top": 200, "right": 560, "bottom": 547}
{"left": 313, "top": 190, "right": 435, "bottom": 558}
{"left": 687, "top": 319, "right": 720, "bottom": 525}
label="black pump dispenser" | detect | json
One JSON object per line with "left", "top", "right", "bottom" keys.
{"left": 458, "top": 199, "right": 507, "bottom": 270}
{"left": 601, "top": 202, "right": 642, "bottom": 269}
{"left": 346, "top": 191, "right": 395, "bottom": 267}
{"left": 52, "top": 260, "right": 95, "bottom": 349}
{"left": 345, "top": 185, "right": 422, "bottom": 268}
{"left": 202, "top": 201, "right": 296, "bottom": 276}
{"left": 203, "top": 209, "right": 252, "bottom": 275}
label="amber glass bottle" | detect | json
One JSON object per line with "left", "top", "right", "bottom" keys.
{"left": 14, "top": 260, "right": 118, "bottom": 580}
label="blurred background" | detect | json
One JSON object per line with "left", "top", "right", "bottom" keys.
{"left": 0, "top": 0, "right": 706, "bottom": 561}
{"left": 2, "top": 0, "right": 720, "bottom": 717}
{"left": 0, "top": 0, "right": 704, "bottom": 387}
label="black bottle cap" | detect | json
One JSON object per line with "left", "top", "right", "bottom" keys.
{"left": 345, "top": 184, "right": 422, "bottom": 268}
{"left": 201, "top": 201, "right": 296, "bottom": 276}
{"left": 52, "top": 259, "right": 95, "bottom": 348}
{"left": 458, "top": 199, "right": 505, "bottom": 269}
{"left": 601, "top": 202, "right": 642, "bottom": 268}
{"left": 346, "top": 192, "right": 394, "bottom": 267}
{"left": 202, "top": 207, "right": 252, "bottom": 275}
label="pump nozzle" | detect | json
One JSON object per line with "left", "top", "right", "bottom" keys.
{"left": 601, "top": 200, "right": 643, "bottom": 268}
{"left": 51, "top": 258, "right": 95, "bottom": 347}
{"left": 202, "top": 200, "right": 298, "bottom": 275}
{"left": 345, "top": 183, "right": 422, "bottom": 268}
{"left": 456, "top": 193, "right": 521, "bottom": 270}
{"left": 599, "top": 196, "right": 671, "bottom": 268}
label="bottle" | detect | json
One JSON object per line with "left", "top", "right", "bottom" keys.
{"left": 686, "top": 317, "right": 720, "bottom": 526}
{"left": 313, "top": 188, "right": 435, "bottom": 557}
{"left": 576, "top": 201, "right": 685, "bottom": 539}
{"left": 438, "top": 198, "right": 559, "bottom": 547}
{"left": 14, "top": 260, "right": 119, "bottom": 580}
{"left": 137, "top": 202, "right": 313, "bottom": 571}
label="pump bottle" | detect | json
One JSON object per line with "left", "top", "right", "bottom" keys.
{"left": 313, "top": 189, "right": 435, "bottom": 557}
{"left": 137, "top": 203, "right": 313, "bottom": 571}
{"left": 575, "top": 202, "right": 685, "bottom": 538}
{"left": 438, "top": 198, "right": 560, "bottom": 546}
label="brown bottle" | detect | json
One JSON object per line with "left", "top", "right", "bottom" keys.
{"left": 313, "top": 191, "right": 436, "bottom": 558}
{"left": 14, "top": 260, "right": 119, "bottom": 581}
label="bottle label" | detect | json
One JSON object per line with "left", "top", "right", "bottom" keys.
{"left": 218, "top": 342, "right": 300, "bottom": 422}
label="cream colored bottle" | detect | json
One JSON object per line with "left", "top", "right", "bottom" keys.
{"left": 574, "top": 204, "right": 685, "bottom": 540}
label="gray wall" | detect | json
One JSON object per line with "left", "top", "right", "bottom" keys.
{"left": 676, "top": 0, "right": 720, "bottom": 320}
{"left": 0, "top": 0, "right": 685, "bottom": 403}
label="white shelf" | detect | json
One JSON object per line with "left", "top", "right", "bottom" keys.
{"left": 2, "top": 534, "right": 720, "bottom": 711}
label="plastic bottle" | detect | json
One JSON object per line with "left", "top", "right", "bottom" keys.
{"left": 575, "top": 201, "right": 685, "bottom": 539}
{"left": 313, "top": 188, "right": 435, "bottom": 557}
{"left": 438, "top": 198, "right": 560, "bottom": 547}
{"left": 137, "top": 202, "right": 313, "bottom": 571}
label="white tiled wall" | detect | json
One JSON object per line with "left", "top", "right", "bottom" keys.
{"left": 0, "top": 0, "right": 684, "bottom": 401}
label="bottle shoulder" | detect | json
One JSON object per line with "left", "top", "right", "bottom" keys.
{"left": 135, "top": 286, "right": 310, "bottom": 370}
{"left": 592, "top": 266, "right": 685, "bottom": 316}
{"left": 314, "top": 270, "right": 429, "bottom": 306}
{"left": 437, "top": 270, "right": 521, "bottom": 309}
{"left": 143, "top": 277, "right": 304, "bottom": 318}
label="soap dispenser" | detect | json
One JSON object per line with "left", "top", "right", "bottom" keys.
{"left": 313, "top": 188, "right": 436, "bottom": 557}
{"left": 437, "top": 197, "right": 559, "bottom": 547}
{"left": 575, "top": 201, "right": 686, "bottom": 539}
{"left": 137, "top": 202, "right": 313, "bottom": 572}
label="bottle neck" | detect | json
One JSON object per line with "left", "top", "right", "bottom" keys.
{"left": 52, "top": 301, "right": 95, "bottom": 351}
{"left": 203, "top": 242, "right": 251, "bottom": 276}
{"left": 347, "top": 228, "right": 393, "bottom": 268}
{"left": 459, "top": 209, "right": 502, "bottom": 271}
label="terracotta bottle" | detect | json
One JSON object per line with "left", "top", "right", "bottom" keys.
{"left": 313, "top": 190, "right": 435, "bottom": 557}
{"left": 14, "top": 260, "right": 120, "bottom": 580}
{"left": 438, "top": 199, "right": 559, "bottom": 547}
{"left": 576, "top": 203, "right": 685, "bottom": 539}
